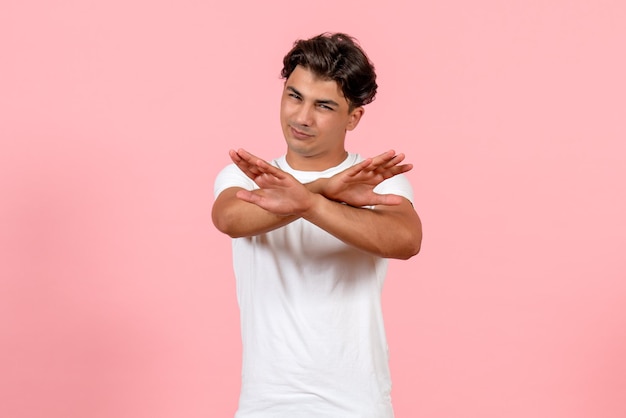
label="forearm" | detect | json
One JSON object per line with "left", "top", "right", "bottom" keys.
{"left": 302, "top": 194, "right": 422, "bottom": 259}
{"left": 213, "top": 150, "right": 421, "bottom": 245}
{"left": 212, "top": 188, "right": 298, "bottom": 238}
{"left": 212, "top": 182, "right": 329, "bottom": 238}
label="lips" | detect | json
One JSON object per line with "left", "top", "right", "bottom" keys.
{"left": 289, "top": 125, "right": 314, "bottom": 140}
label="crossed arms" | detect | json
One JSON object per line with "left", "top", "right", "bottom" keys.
{"left": 211, "top": 149, "right": 422, "bottom": 260}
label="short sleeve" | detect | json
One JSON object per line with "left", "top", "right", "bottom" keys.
{"left": 213, "top": 164, "right": 258, "bottom": 198}
{"left": 373, "top": 174, "right": 414, "bottom": 204}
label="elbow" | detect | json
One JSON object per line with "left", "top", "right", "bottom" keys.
{"left": 213, "top": 220, "right": 244, "bottom": 239}
{"left": 392, "top": 228, "right": 422, "bottom": 260}
{"left": 214, "top": 224, "right": 240, "bottom": 238}
{"left": 212, "top": 219, "right": 231, "bottom": 237}
{"left": 402, "top": 215, "right": 423, "bottom": 259}
{"left": 387, "top": 209, "right": 422, "bottom": 260}
{"left": 212, "top": 209, "right": 241, "bottom": 238}
{"left": 377, "top": 237, "right": 420, "bottom": 260}
{"left": 409, "top": 239, "right": 422, "bottom": 258}
{"left": 410, "top": 231, "right": 422, "bottom": 257}
{"left": 396, "top": 239, "right": 421, "bottom": 260}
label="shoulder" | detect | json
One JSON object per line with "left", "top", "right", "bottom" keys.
{"left": 213, "top": 156, "right": 283, "bottom": 198}
{"left": 375, "top": 173, "right": 415, "bottom": 204}
{"left": 345, "top": 151, "right": 414, "bottom": 202}
{"left": 213, "top": 163, "right": 254, "bottom": 198}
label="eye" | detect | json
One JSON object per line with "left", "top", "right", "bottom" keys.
{"left": 288, "top": 93, "right": 301, "bottom": 100}
{"left": 318, "top": 104, "right": 333, "bottom": 111}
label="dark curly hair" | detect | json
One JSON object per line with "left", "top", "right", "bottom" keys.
{"left": 281, "top": 33, "right": 378, "bottom": 110}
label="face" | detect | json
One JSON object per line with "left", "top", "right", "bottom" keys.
{"left": 280, "top": 65, "right": 364, "bottom": 171}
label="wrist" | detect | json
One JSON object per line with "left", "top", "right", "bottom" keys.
{"left": 305, "top": 178, "right": 329, "bottom": 195}
{"left": 300, "top": 192, "right": 325, "bottom": 221}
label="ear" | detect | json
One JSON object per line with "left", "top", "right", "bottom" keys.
{"left": 346, "top": 107, "right": 364, "bottom": 131}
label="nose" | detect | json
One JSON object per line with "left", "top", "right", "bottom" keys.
{"left": 294, "top": 103, "right": 313, "bottom": 127}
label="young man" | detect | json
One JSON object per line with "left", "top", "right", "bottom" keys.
{"left": 212, "top": 33, "right": 422, "bottom": 418}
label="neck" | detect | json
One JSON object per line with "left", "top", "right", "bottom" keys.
{"left": 285, "top": 150, "right": 348, "bottom": 171}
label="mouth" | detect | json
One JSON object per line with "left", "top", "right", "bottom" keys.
{"left": 289, "top": 125, "right": 314, "bottom": 140}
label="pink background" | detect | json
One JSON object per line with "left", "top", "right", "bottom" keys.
{"left": 2, "top": 1, "right": 625, "bottom": 417}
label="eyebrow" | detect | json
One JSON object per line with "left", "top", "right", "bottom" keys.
{"left": 286, "top": 86, "right": 340, "bottom": 108}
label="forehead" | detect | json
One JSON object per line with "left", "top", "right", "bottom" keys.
{"left": 285, "top": 66, "right": 348, "bottom": 103}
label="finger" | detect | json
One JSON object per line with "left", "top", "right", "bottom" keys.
{"left": 255, "top": 161, "right": 300, "bottom": 185}
{"left": 374, "top": 163, "right": 413, "bottom": 180}
{"left": 369, "top": 150, "right": 397, "bottom": 168}
{"left": 235, "top": 189, "right": 262, "bottom": 204}
{"left": 374, "top": 150, "right": 396, "bottom": 160}
{"left": 343, "top": 158, "right": 373, "bottom": 176}
{"left": 386, "top": 163, "right": 413, "bottom": 175}
{"left": 374, "top": 156, "right": 411, "bottom": 177}
{"left": 236, "top": 149, "right": 275, "bottom": 171}
{"left": 381, "top": 153, "right": 406, "bottom": 169}
{"left": 255, "top": 159, "right": 288, "bottom": 179}
{"left": 236, "top": 148, "right": 261, "bottom": 164}
{"left": 229, "top": 149, "right": 244, "bottom": 164}
{"left": 231, "top": 156, "right": 265, "bottom": 178}
{"left": 230, "top": 159, "right": 260, "bottom": 179}
{"left": 231, "top": 149, "right": 257, "bottom": 171}
{"left": 237, "top": 149, "right": 277, "bottom": 173}
{"left": 253, "top": 172, "right": 288, "bottom": 188}
{"left": 395, "top": 163, "right": 413, "bottom": 173}
{"left": 371, "top": 193, "right": 404, "bottom": 206}
{"left": 234, "top": 149, "right": 285, "bottom": 179}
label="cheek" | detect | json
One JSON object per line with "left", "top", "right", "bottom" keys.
{"left": 279, "top": 106, "right": 289, "bottom": 123}
{"left": 325, "top": 116, "right": 348, "bottom": 133}
{"left": 280, "top": 102, "right": 294, "bottom": 119}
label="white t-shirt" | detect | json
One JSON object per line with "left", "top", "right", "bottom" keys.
{"left": 213, "top": 153, "right": 414, "bottom": 418}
